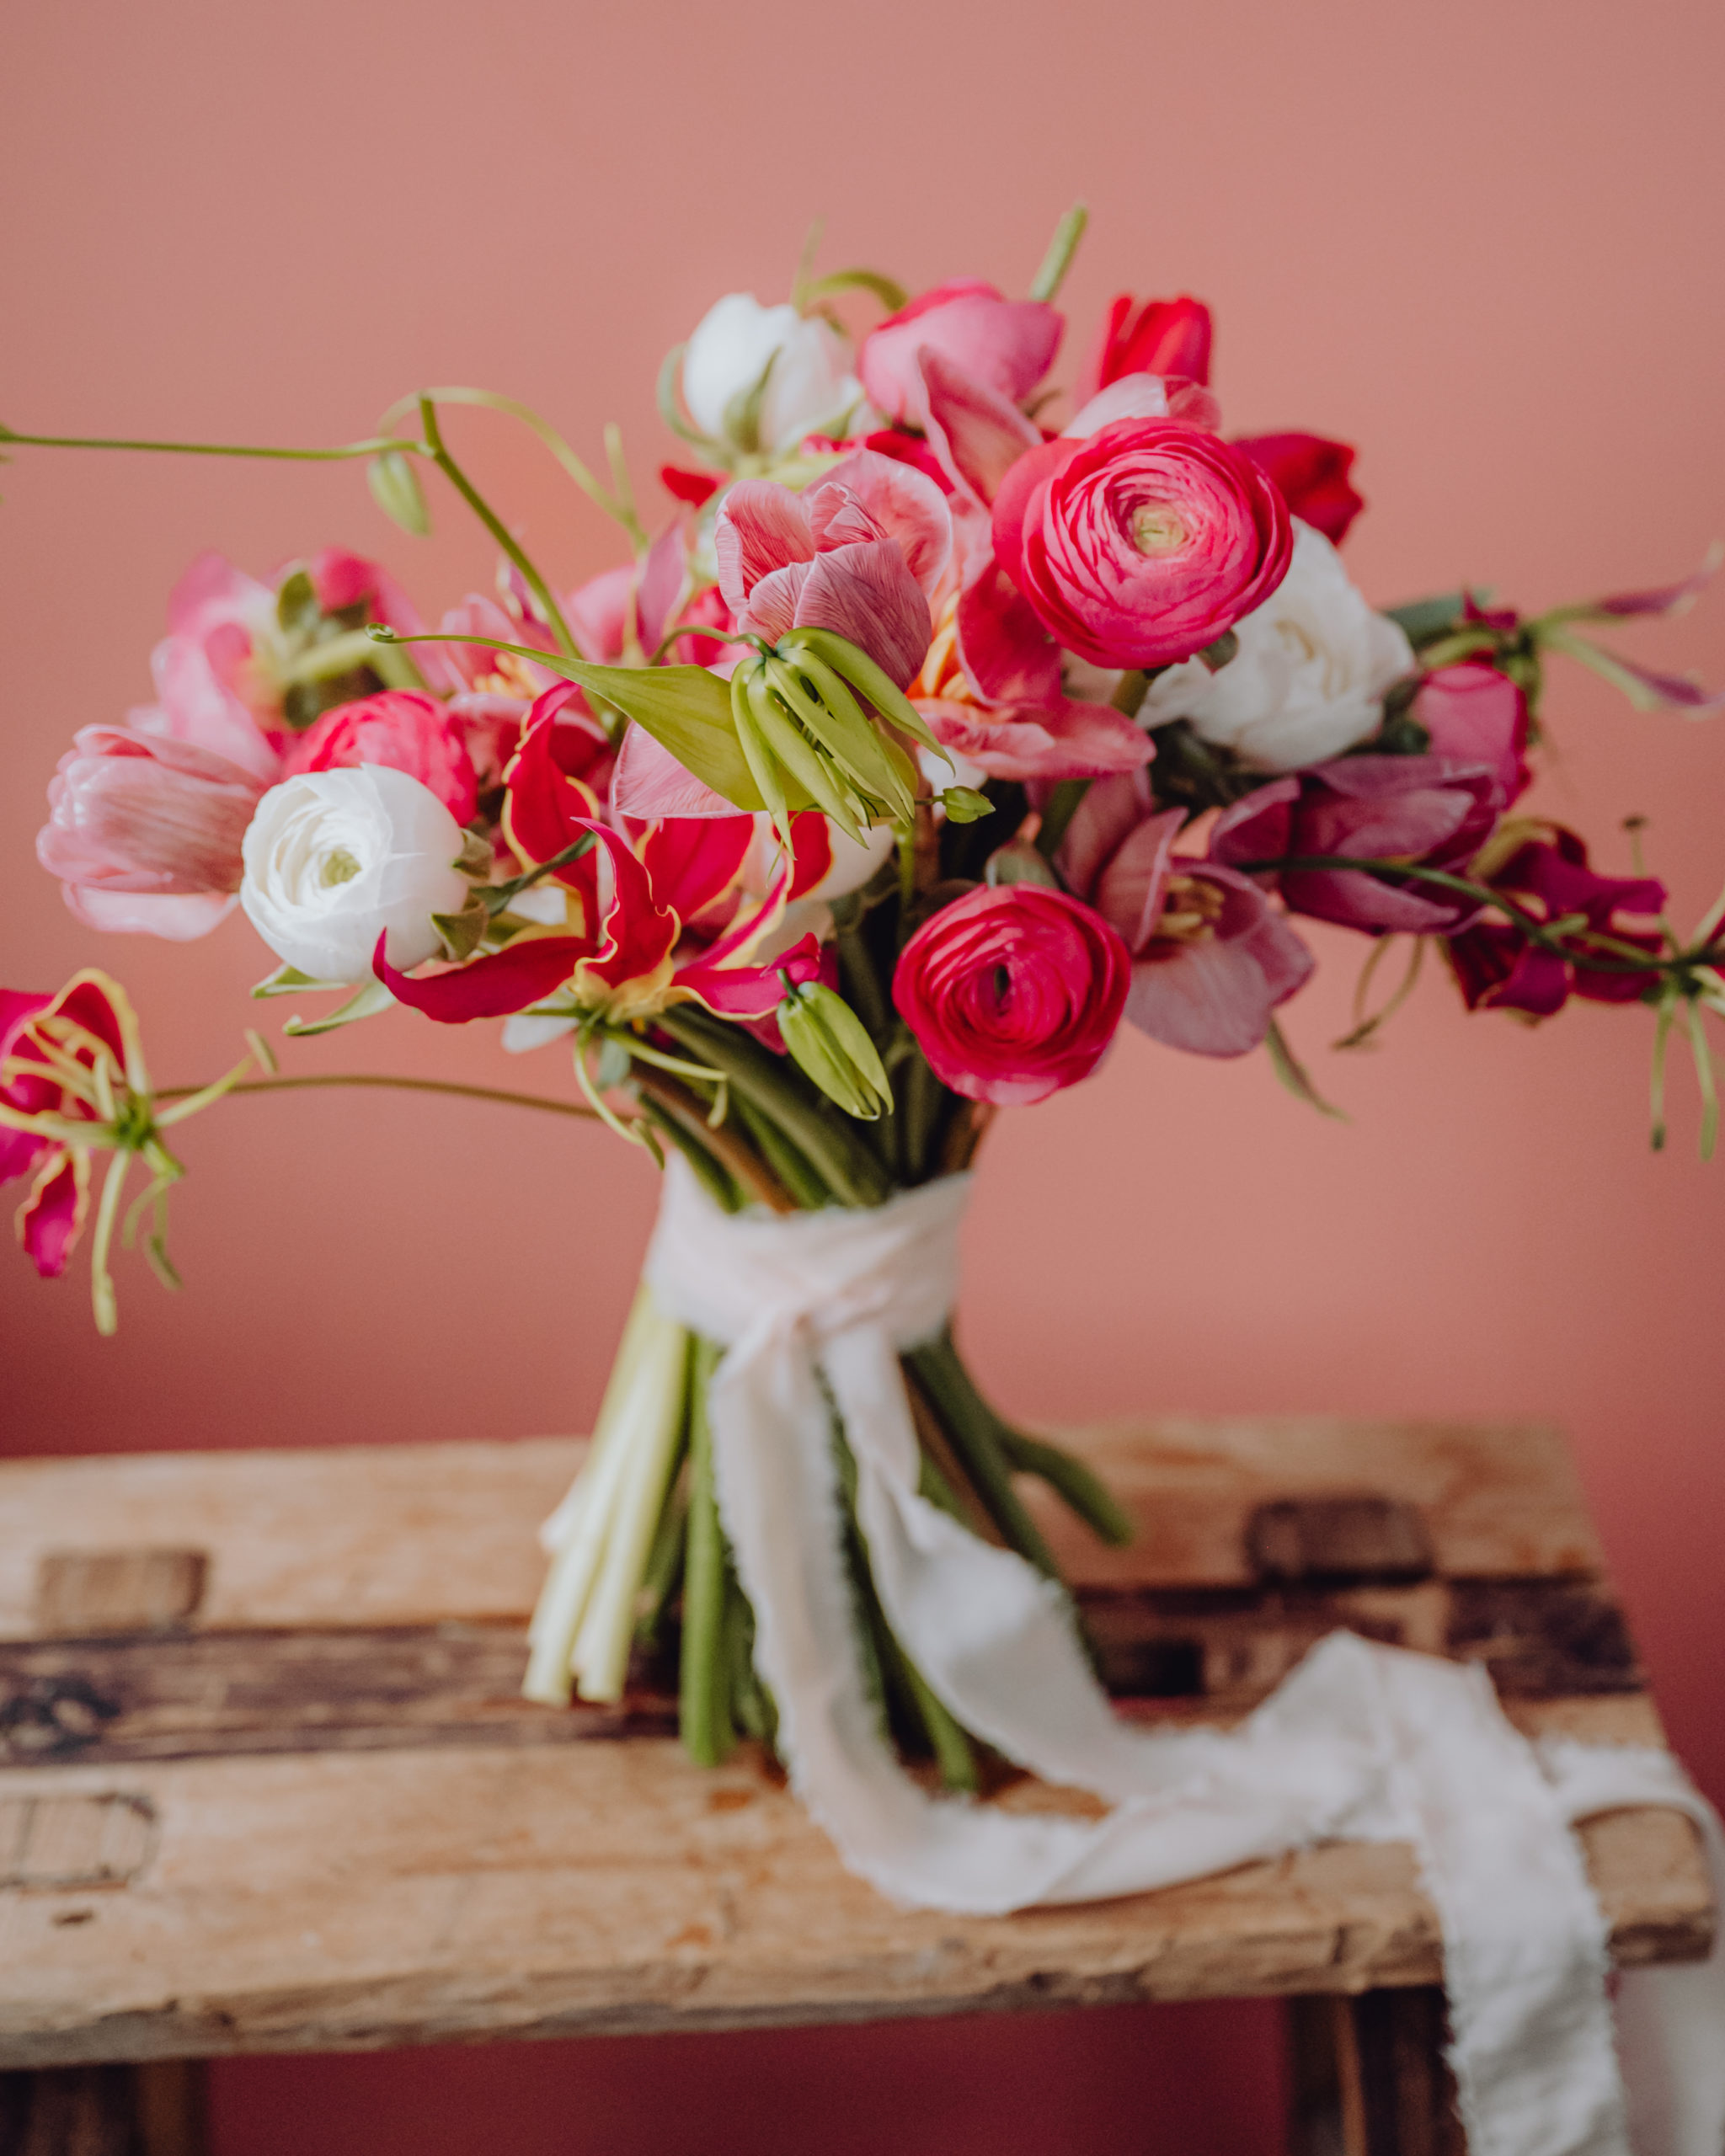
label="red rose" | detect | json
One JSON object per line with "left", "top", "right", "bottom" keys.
{"left": 992, "top": 420, "right": 1293, "bottom": 671}
{"left": 892, "top": 884, "right": 1130, "bottom": 1107}
{"left": 286, "top": 690, "right": 478, "bottom": 825}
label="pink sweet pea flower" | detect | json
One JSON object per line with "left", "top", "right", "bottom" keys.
{"left": 892, "top": 883, "right": 1130, "bottom": 1106}
{"left": 1446, "top": 829, "right": 1666, "bottom": 1017}
{"left": 1210, "top": 754, "right": 1507, "bottom": 935}
{"left": 1058, "top": 774, "right": 1314, "bottom": 1056}
{"left": 858, "top": 281, "right": 1063, "bottom": 430}
{"left": 1233, "top": 434, "right": 1365, "bottom": 546}
{"left": 993, "top": 419, "right": 1293, "bottom": 671}
{"left": 1410, "top": 664, "right": 1530, "bottom": 809}
{"left": 1082, "top": 295, "right": 1214, "bottom": 399}
{"left": 286, "top": 690, "right": 479, "bottom": 825}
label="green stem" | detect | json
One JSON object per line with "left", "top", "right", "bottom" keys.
{"left": 1243, "top": 855, "right": 1696, "bottom": 979}
{"left": 0, "top": 425, "right": 420, "bottom": 462}
{"left": 656, "top": 1009, "right": 889, "bottom": 1209}
{"left": 1034, "top": 778, "right": 1091, "bottom": 862}
{"left": 997, "top": 1430, "right": 1135, "bottom": 1547}
{"left": 377, "top": 387, "right": 645, "bottom": 548}
{"left": 902, "top": 1340, "right": 1060, "bottom": 1580}
{"left": 639, "top": 1101, "right": 745, "bottom": 1213}
{"left": 1687, "top": 999, "right": 1719, "bottom": 1161}
{"left": 415, "top": 397, "right": 579, "bottom": 659}
{"left": 1028, "top": 203, "right": 1089, "bottom": 305}
{"left": 156, "top": 1073, "right": 600, "bottom": 1120}
{"left": 729, "top": 1092, "right": 832, "bottom": 1209}
{"left": 681, "top": 1338, "right": 734, "bottom": 1766}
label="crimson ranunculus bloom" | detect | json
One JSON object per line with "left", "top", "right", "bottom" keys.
{"left": 1233, "top": 433, "right": 1364, "bottom": 546}
{"left": 892, "top": 885, "right": 1130, "bottom": 1107}
{"left": 286, "top": 690, "right": 478, "bottom": 825}
{"left": 992, "top": 420, "right": 1293, "bottom": 671}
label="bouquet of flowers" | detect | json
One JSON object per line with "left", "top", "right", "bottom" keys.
{"left": 5, "top": 206, "right": 1722, "bottom": 1828}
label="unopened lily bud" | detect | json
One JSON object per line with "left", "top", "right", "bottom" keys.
{"left": 939, "top": 787, "right": 993, "bottom": 824}
{"left": 778, "top": 981, "right": 893, "bottom": 1121}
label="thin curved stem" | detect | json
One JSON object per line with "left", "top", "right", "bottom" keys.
{"left": 414, "top": 397, "right": 579, "bottom": 659}
{"left": 0, "top": 425, "right": 422, "bottom": 462}
{"left": 1242, "top": 854, "right": 1706, "bottom": 979}
{"left": 154, "top": 1074, "right": 600, "bottom": 1119}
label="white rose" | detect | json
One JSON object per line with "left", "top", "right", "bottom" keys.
{"left": 682, "top": 295, "right": 864, "bottom": 455}
{"left": 1138, "top": 521, "right": 1415, "bottom": 771}
{"left": 240, "top": 765, "right": 468, "bottom": 982}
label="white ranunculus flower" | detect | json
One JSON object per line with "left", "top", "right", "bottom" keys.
{"left": 240, "top": 765, "right": 469, "bottom": 982}
{"left": 1138, "top": 521, "right": 1416, "bottom": 771}
{"left": 681, "top": 295, "right": 864, "bottom": 455}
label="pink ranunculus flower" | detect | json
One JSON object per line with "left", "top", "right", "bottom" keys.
{"left": 892, "top": 883, "right": 1130, "bottom": 1106}
{"left": 37, "top": 728, "right": 271, "bottom": 941}
{"left": 286, "top": 690, "right": 480, "bottom": 826}
{"left": 992, "top": 419, "right": 1294, "bottom": 671}
{"left": 858, "top": 281, "right": 1063, "bottom": 430}
{"left": 1082, "top": 295, "right": 1214, "bottom": 399}
{"left": 1233, "top": 434, "right": 1365, "bottom": 547}
{"left": 1210, "top": 752, "right": 1508, "bottom": 935}
{"left": 1058, "top": 774, "right": 1314, "bottom": 1056}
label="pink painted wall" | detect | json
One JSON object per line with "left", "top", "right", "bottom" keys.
{"left": 4, "top": 0, "right": 1723, "bottom": 2146}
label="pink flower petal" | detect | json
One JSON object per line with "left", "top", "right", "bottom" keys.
{"left": 917, "top": 350, "right": 1042, "bottom": 510}
{"left": 610, "top": 728, "right": 740, "bottom": 820}
{"left": 793, "top": 542, "right": 932, "bottom": 689}
{"left": 19, "top": 1150, "right": 86, "bottom": 1279}
{"left": 804, "top": 451, "right": 953, "bottom": 598}
{"left": 714, "top": 483, "right": 816, "bottom": 613}
{"left": 61, "top": 888, "right": 238, "bottom": 939}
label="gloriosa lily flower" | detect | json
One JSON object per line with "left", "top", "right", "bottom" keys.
{"left": 0, "top": 970, "right": 262, "bottom": 1332}
{"left": 374, "top": 707, "right": 822, "bottom": 1032}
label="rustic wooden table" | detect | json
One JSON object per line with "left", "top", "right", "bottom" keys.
{"left": 0, "top": 1417, "right": 1712, "bottom": 2156}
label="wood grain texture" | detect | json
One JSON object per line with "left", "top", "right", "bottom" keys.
{"left": 0, "top": 1421, "right": 1706, "bottom": 2068}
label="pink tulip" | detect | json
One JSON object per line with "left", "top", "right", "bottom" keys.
{"left": 1058, "top": 774, "right": 1314, "bottom": 1056}
{"left": 286, "top": 690, "right": 480, "bottom": 825}
{"left": 858, "top": 280, "right": 1063, "bottom": 430}
{"left": 992, "top": 419, "right": 1293, "bottom": 670}
{"left": 37, "top": 727, "right": 270, "bottom": 939}
{"left": 714, "top": 451, "right": 948, "bottom": 688}
{"left": 1233, "top": 434, "right": 1365, "bottom": 546}
{"left": 892, "top": 884, "right": 1130, "bottom": 1106}
{"left": 1083, "top": 295, "right": 1214, "bottom": 398}
{"left": 1210, "top": 755, "right": 1506, "bottom": 935}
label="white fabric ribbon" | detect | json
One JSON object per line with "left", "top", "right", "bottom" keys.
{"left": 644, "top": 1159, "right": 1724, "bottom": 2156}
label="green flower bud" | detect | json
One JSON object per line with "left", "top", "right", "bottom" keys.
{"left": 778, "top": 982, "right": 893, "bottom": 1122}
{"left": 367, "top": 451, "right": 431, "bottom": 537}
{"left": 939, "top": 787, "right": 994, "bottom": 824}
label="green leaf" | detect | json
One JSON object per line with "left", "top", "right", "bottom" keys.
{"left": 282, "top": 979, "right": 395, "bottom": 1038}
{"left": 1383, "top": 591, "right": 1469, "bottom": 645}
{"left": 252, "top": 963, "right": 348, "bottom": 998}
{"left": 367, "top": 450, "right": 431, "bottom": 536}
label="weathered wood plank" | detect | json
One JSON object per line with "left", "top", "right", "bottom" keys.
{"left": 0, "top": 1700, "right": 1705, "bottom": 2069}
{"left": 0, "top": 1420, "right": 1601, "bottom": 1641}
{"left": 0, "top": 1574, "right": 1642, "bottom": 1772}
